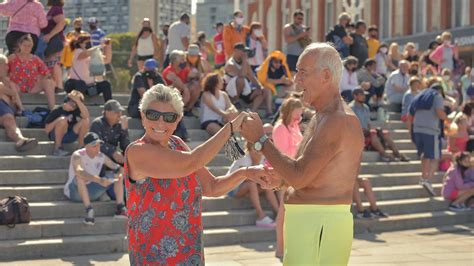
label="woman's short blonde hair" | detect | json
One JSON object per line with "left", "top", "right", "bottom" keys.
{"left": 139, "top": 84, "right": 184, "bottom": 116}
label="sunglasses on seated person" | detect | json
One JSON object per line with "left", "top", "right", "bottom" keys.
{"left": 144, "top": 109, "right": 179, "bottom": 123}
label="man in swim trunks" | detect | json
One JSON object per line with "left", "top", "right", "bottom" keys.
{"left": 241, "top": 42, "right": 364, "bottom": 265}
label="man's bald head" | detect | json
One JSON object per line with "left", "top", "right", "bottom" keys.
{"left": 299, "top": 43, "right": 343, "bottom": 87}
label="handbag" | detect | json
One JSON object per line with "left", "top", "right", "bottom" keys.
{"left": 71, "top": 66, "right": 98, "bottom": 96}
{"left": 0, "top": 196, "right": 31, "bottom": 228}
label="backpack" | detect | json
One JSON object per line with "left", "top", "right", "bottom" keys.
{"left": 25, "top": 107, "right": 50, "bottom": 128}
{"left": 0, "top": 196, "right": 31, "bottom": 228}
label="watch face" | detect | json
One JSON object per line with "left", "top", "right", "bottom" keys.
{"left": 254, "top": 142, "right": 262, "bottom": 151}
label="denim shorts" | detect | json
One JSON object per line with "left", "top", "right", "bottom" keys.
{"left": 48, "top": 125, "right": 78, "bottom": 144}
{"left": 0, "top": 99, "right": 14, "bottom": 117}
{"left": 413, "top": 132, "right": 442, "bottom": 160}
{"left": 67, "top": 177, "right": 110, "bottom": 202}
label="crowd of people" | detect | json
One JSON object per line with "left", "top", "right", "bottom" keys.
{"left": 0, "top": 1, "right": 474, "bottom": 263}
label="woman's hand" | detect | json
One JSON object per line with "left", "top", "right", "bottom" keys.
{"left": 223, "top": 109, "right": 239, "bottom": 123}
{"left": 127, "top": 58, "right": 133, "bottom": 67}
{"left": 229, "top": 112, "right": 249, "bottom": 132}
{"left": 244, "top": 165, "right": 272, "bottom": 187}
{"left": 43, "top": 34, "right": 52, "bottom": 43}
{"left": 245, "top": 166, "right": 282, "bottom": 190}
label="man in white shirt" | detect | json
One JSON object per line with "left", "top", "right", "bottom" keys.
{"left": 163, "top": 13, "right": 190, "bottom": 68}
{"left": 65, "top": 132, "right": 126, "bottom": 225}
{"left": 385, "top": 60, "right": 410, "bottom": 111}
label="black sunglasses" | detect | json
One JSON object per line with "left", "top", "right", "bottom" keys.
{"left": 144, "top": 109, "right": 179, "bottom": 123}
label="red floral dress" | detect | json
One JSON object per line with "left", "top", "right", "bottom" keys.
{"left": 124, "top": 136, "right": 203, "bottom": 266}
{"left": 8, "top": 54, "right": 50, "bottom": 93}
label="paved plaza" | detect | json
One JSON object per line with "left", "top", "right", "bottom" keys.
{"left": 4, "top": 224, "right": 473, "bottom": 266}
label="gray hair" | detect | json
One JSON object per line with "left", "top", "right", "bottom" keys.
{"left": 169, "top": 50, "right": 185, "bottom": 65}
{"left": 139, "top": 84, "right": 184, "bottom": 116}
{"left": 0, "top": 54, "right": 7, "bottom": 65}
{"left": 302, "top": 42, "right": 343, "bottom": 86}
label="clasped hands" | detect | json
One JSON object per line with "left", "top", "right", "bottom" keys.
{"left": 229, "top": 112, "right": 283, "bottom": 190}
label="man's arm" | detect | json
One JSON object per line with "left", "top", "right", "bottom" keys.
{"left": 283, "top": 24, "right": 304, "bottom": 43}
{"left": 119, "top": 127, "right": 131, "bottom": 153}
{"left": 103, "top": 155, "right": 121, "bottom": 171}
{"left": 72, "top": 153, "right": 105, "bottom": 184}
{"left": 261, "top": 115, "right": 344, "bottom": 190}
{"left": 167, "top": 72, "right": 187, "bottom": 91}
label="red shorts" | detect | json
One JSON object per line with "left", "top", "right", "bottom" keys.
{"left": 364, "top": 128, "right": 389, "bottom": 150}
{"left": 448, "top": 189, "right": 459, "bottom": 201}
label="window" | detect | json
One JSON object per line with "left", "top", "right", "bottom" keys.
{"left": 413, "top": 0, "right": 426, "bottom": 33}
{"left": 325, "top": 0, "right": 334, "bottom": 33}
{"left": 380, "top": 0, "right": 392, "bottom": 39}
{"left": 452, "top": 0, "right": 469, "bottom": 27}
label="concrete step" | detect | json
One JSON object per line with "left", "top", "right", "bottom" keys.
{"left": 26, "top": 200, "right": 272, "bottom": 225}
{"left": 359, "top": 161, "right": 422, "bottom": 175}
{"left": 0, "top": 217, "right": 126, "bottom": 241}
{"left": 360, "top": 172, "right": 444, "bottom": 187}
{"left": 0, "top": 169, "right": 67, "bottom": 185}
{"left": 0, "top": 225, "right": 276, "bottom": 261}
{"left": 360, "top": 184, "right": 443, "bottom": 201}
{"left": 0, "top": 154, "right": 231, "bottom": 171}
{"left": 362, "top": 150, "right": 418, "bottom": 162}
{"left": 0, "top": 208, "right": 272, "bottom": 242}
{"left": 0, "top": 179, "right": 443, "bottom": 203}
{"left": 20, "top": 94, "right": 130, "bottom": 106}
{"left": 11, "top": 116, "right": 202, "bottom": 131}
{"left": 1, "top": 210, "right": 469, "bottom": 261}
{"left": 363, "top": 197, "right": 449, "bottom": 215}
{"left": 0, "top": 128, "right": 209, "bottom": 144}
{"left": 358, "top": 210, "right": 474, "bottom": 233}
{"left": 0, "top": 234, "right": 127, "bottom": 261}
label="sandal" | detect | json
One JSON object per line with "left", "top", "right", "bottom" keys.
{"left": 15, "top": 138, "right": 38, "bottom": 152}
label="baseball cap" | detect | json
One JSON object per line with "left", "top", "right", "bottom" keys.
{"left": 84, "top": 132, "right": 103, "bottom": 146}
{"left": 187, "top": 44, "right": 201, "bottom": 56}
{"left": 234, "top": 42, "right": 251, "bottom": 52}
{"left": 144, "top": 59, "right": 158, "bottom": 70}
{"left": 104, "top": 99, "right": 125, "bottom": 112}
{"left": 88, "top": 17, "right": 98, "bottom": 24}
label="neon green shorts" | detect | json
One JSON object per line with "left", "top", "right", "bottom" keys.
{"left": 284, "top": 204, "right": 353, "bottom": 266}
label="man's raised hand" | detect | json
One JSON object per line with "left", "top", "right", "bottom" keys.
{"left": 241, "top": 112, "right": 264, "bottom": 143}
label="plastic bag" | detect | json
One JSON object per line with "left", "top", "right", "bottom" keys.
{"left": 89, "top": 48, "right": 106, "bottom": 76}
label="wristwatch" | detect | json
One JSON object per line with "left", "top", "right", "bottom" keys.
{"left": 254, "top": 135, "right": 269, "bottom": 151}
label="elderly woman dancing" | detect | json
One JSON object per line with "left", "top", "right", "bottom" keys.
{"left": 124, "top": 84, "right": 270, "bottom": 265}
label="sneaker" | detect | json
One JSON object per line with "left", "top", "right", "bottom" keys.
{"left": 371, "top": 209, "right": 389, "bottom": 218}
{"left": 399, "top": 154, "right": 410, "bottom": 162}
{"left": 380, "top": 155, "right": 391, "bottom": 162}
{"left": 256, "top": 216, "right": 276, "bottom": 228}
{"left": 419, "top": 179, "right": 436, "bottom": 197}
{"left": 356, "top": 209, "right": 373, "bottom": 219}
{"left": 53, "top": 148, "right": 70, "bottom": 156}
{"left": 83, "top": 207, "right": 95, "bottom": 225}
{"left": 114, "top": 205, "right": 127, "bottom": 219}
{"left": 448, "top": 203, "right": 470, "bottom": 212}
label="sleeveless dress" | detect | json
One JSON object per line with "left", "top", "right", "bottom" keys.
{"left": 125, "top": 135, "right": 204, "bottom": 266}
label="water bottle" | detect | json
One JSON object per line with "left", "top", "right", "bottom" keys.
{"left": 377, "top": 107, "right": 385, "bottom": 122}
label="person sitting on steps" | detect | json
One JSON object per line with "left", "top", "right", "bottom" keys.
{"left": 44, "top": 90, "right": 89, "bottom": 156}
{"left": 65, "top": 132, "right": 127, "bottom": 225}
{"left": 350, "top": 88, "right": 409, "bottom": 162}
{"left": 0, "top": 55, "right": 38, "bottom": 152}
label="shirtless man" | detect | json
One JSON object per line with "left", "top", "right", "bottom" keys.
{"left": 241, "top": 43, "right": 364, "bottom": 265}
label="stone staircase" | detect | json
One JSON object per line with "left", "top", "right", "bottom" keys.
{"left": 0, "top": 93, "right": 472, "bottom": 261}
